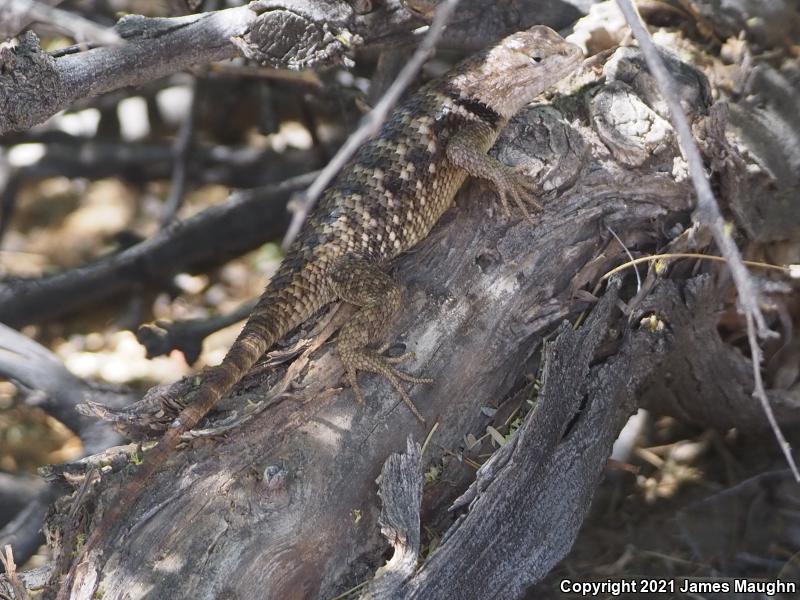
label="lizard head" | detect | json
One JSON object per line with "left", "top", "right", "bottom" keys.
{"left": 451, "top": 25, "right": 583, "bottom": 119}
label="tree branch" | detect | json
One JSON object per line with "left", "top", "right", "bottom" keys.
{"left": 0, "top": 0, "right": 121, "bottom": 44}
{"left": 0, "top": 172, "right": 315, "bottom": 327}
{"left": 0, "top": 0, "right": 584, "bottom": 135}
{"left": 615, "top": 0, "right": 798, "bottom": 481}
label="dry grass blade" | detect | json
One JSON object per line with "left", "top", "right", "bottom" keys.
{"left": 601, "top": 253, "right": 793, "bottom": 281}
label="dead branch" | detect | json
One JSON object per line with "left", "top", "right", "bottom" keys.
{"left": 5, "top": 138, "right": 318, "bottom": 188}
{"left": 0, "top": 0, "right": 121, "bottom": 44}
{"left": 0, "top": 0, "right": 583, "bottom": 136}
{"left": 0, "top": 323, "right": 131, "bottom": 569}
{"left": 135, "top": 299, "right": 256, "bottom": 364}
{"left": 0, "top": 323, "right": 128, "bottom": 452}
{"left": 0, "top": 173, "right": 315, "bottom": 327}
{"left": 615, "top": 0, "right": 798, "bottom": 480}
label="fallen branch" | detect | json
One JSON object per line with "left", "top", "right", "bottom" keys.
{"left": 0, "top": 172, "right": 315, "bottom": 326}
{"left": 1, "top": 0, "right": 121, "bottom": 44}
{"left": 136, "top": 299, "right": 257, "bottom": 364}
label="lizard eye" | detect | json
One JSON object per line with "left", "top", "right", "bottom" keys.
{"left": 529, "top": 52, "right": 544, "bottom": 64}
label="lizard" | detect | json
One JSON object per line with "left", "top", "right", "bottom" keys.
{"left": 61, "top": 25, "right": 582, "bottom": 595}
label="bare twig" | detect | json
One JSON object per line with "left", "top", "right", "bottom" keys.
{"left": 160, "top": 79, "right": 198, "bottom": 228}
{"left": 281, "top": 0, "right": 461, "bottom": 248}
{"left": 1, "top": 544, "right": 29, "bottom": 599}
{"left": 614, "top": 0, "right": 767, "bottom": 335}
{"left": 614, "top": 0, "right": 798, "bottom": 482}
{"left": 3, "top": 0, "right": 121, "bottom": 45}
{"left": 745, "top": 312, "right": 800, "bottom": 481}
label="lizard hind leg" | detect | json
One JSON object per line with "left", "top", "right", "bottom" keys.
{"left": 329, "top": 257, "right": 432, "bottom": 423}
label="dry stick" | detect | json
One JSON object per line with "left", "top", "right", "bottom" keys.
{"left": 1, "top": 544, "right": 28, "bottom": 600}
{"left": 614, "top": 0, "right": 799, "bottom": 482}
{"left": 160, "top": 78, "right": 197, "bottom": 228}
{"left": 5, "top": 0, "right": 122, "bottom": 45}
{"left": 281, "top": 0, "right": 461, "bottom": 249}
{"left": 746, "top": 312, "right": 798, "bottom": 480}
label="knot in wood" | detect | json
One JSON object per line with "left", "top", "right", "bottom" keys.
{"left": 0, "top": 32, "right": 64, "bottom": 133}
{"left": 238, "top": 6, "right": 357, "bottom": 70}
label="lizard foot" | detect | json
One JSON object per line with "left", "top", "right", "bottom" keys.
{"left": 341, "top": 348, "right": 432, "bottom": 424}
{"left": 491, "top": 165, "right": 543, "bottom": 224}
{"left": 330, "top": 256, "right": 432, "bottom": 423}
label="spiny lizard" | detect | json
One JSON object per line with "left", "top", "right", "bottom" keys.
{"left": 63, "top": 25, "right": 581, "bottom": 594}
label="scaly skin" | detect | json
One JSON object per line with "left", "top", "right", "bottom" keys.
{"left": 61, "top": 25, "right": 582, "bottom": 596}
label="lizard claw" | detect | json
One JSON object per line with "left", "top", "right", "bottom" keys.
{"left": 342, "top": 349, "right": 432, "bottom": 424}
{"left": 492, "top": 166, "right": 543, "bottom": 224}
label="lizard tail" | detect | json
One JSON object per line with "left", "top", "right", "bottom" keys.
{"left": 178, "top": 289, "right": 312, "bottom": 429}
{"left": 58, "top": 298, "right": 311, "bottom": 597}
{"left": 190, "top": 314, "right": 281, "bottom": 410}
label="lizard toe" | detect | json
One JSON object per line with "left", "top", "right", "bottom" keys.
{"left": 341, "top": 349, "right": 429, "bottom": 423}
{"left": 492, "top": 166, "right": 543, "bottom": 223}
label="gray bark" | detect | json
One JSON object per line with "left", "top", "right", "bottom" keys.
{"left": 364, "top": 284, "right": 662, "bottom": 598}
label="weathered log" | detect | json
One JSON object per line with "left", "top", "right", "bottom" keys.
{"left": 41, "top": 45, "right": 708, "bottom": 598}
{"left": 15, "top": 34, "right": 796, "bottom": 599}
{"left": 363, "top": 284, "right": 666, "bottom": 598}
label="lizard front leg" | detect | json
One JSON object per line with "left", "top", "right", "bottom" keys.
{"left": 328, "top": 256, "right": 431, "bottom": 423}
{"left": 446, "top": 121, "right": 542, "bottom": 220}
